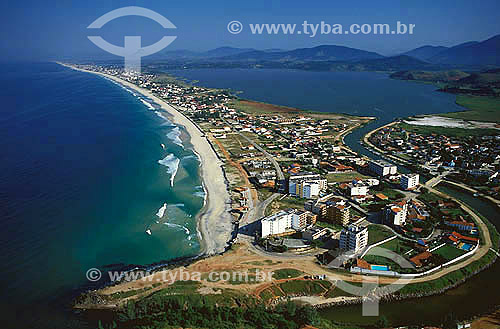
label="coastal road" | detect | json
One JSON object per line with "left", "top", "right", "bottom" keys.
{"left": 425, "top": 171, "right": 449, "bottom": 188}
{"left": 234, "top": 130, "right": 285, "bottom": 181}
{"left": 362, "top": 121, "right": 412, "bottom": 166}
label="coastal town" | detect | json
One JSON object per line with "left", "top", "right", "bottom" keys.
{"left": 70, "top": 64, "right": 499, "bottom": 329}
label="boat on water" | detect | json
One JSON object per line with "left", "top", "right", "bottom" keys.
{"left": 146, "top": 229, "right": 152, "bottom": 235}
{"left": 161, "top": 143, "right": 166, "bottom": 150}
{"left": 156, "top": 202, "right": 167, "bottom": 218}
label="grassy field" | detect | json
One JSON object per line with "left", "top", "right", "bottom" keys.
{"left": 279, "top": 280, "right": 331, "bottom": 295}
{"left": 439, "top": 95, "right": 500, "bottom": 123}
{"left": 229, "top": 99, "right": 367, "bottom": 121}
{"left": 229, "top": 99, "right": 304, "bottom": 115}
{"left": 417, "top": 191, "right": 445, "bottom": 204}
{"left": 433, "top": 244, "right": 467, "bottom": 261}
{"left": 377, "top": 237, "right": 413, "bottom": 254}
{"left": 400, "top": 122, "right": 499, "bottom": 138}
{"left": 367, "top": 225, "right": 395, "bottom": 244}
{"left": 378, "top": 187, "right": 405, "bottom": 200}
{"left": 266, "top": 195, "right": 308, "bottom": 216}
{"left": 362, "top": 254, "right": 405, "bottom": 272}
{"left": 326, "top": 172, "right": 371, "bottom": 183}
{"left": 316, "top": 220, "right": 344, "bottom": 232}
{"left": 273, "top": 268, "right": 304, "bottom": 280}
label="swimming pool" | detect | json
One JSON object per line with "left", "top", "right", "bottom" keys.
{"left": 371, "top": 265, "right": 389, "bottom": 271}
{"left": 461, "top": 243, "right": 473, "bottom": 251}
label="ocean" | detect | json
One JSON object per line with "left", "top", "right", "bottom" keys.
{"left": 0, "top": 63, "right": 204, "bottom": 328}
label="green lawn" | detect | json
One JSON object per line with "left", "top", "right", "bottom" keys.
{"left": 433, "top": 244, "right": 467, "bottom": 261}
{"left": 377, "top": 238, "right": 413, "bottom": 254}
{"left": 267, "top": 196, "right": 309, "bottom": 215}
{"left": 279, "top": 280, "right": 329, "bottom": 295}
{"left": 326, "top": 172, "right": 371, "bottom": 183}
{"left": 273, "top": 268, "right": 304, "bottom": 280}
{"left": 400, "top": 123, "right": 499, "bottom": 138}
{"left": 367, "top": 225, "right": 395, "bottom": 244}
{"left": 439, "top": 95, "right": 500, "bottom": 123}
{"left": 378, "top": 188, "right": 405, "bottom": 200}
{"left": 362, "top": 254, "right": 405, "bottom": 272}
{"left": 316, "top": 220, "right": 344, "bottom": 231}
{"left": 417, "top": 192, "right": 444, "bottom": 204}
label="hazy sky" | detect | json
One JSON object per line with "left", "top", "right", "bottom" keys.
{"left": 1, "top": 0, "right": 499, "bottom": 60}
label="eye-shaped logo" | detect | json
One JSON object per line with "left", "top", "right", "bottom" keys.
{"left": 88, "top": 6, "right": 177, "bottom": 73}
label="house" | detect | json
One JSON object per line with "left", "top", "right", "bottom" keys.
{"left": 410, "top": 251, "right": 432, "bottom": 268}
{"left": 448, "top": 231, "right": 479, "bottom": 244}
{"left": 445, "top": 220, "right": 476, "bottom": 233}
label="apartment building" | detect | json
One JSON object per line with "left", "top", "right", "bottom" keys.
{"left": 339, "top": 225, "right": 369, "bottom": 253}
{"left": 400, "top": 173, "right": 420, "bottom": 190}
{"left": 384, "top": 200, "right": 408, "bottom": 226}
{"left": 326, "top": 203, "right": 351, "bottom": 226}
{"left": 369, "top": 160, "right": 397, "bottom": 176}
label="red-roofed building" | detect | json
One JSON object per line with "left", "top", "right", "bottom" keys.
{"left": 410, "top": 251, "right": 432, "bottom": 268}
{"left": 449, "top": 231, "right": 479, "bottom": 244}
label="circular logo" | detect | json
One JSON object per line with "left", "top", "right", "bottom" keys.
{"left": 227, "top": 20, "right": 243, "bottom": 34}
{"left": 86, "top": 268, "right": 102, "bottom": 282}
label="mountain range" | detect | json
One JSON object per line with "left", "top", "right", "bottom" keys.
{"left": 148, "top": 34, "right": 500, "bottom": 71}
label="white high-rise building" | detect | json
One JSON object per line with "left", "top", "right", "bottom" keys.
{"left": 384, "top": 201, "right": 408, "bottom": 226}
{"left": 288, "top": 172, "right": 327, "bottom": 198}
{"left": 261, "top": 209, "right": 315, "bottom": 237}
{"left": 301, "top": 181, "right": 320, "bottom": 199}
{"left": 400, "top": 173, "right": 419, "bottom": 190}
{"left": 261, "top": 210, "right": 293, "bottom": 238}
{"left": 339, "top": 225, "right": 368, "bottom": 253}
{"left": 369, "top": 160, "right": 397, "bottom": 177}
{"left": 289, "top": 180, "right": 326, "bottom": 199}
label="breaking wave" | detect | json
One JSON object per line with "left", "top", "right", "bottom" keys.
{"left": 167, "top": 126, "right": 183, "bottom": 148}
{"left": 140, "top": 99, "right": 155, "bottom": 110}
{"left": 158, "top": 154, "right": 180, "bottom": 187}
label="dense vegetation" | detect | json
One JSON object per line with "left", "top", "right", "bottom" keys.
{"left": 98, "top": 296, "right": 321, "bottom": 329}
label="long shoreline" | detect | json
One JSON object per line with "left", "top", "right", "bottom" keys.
{"left": 59, "top": 63, "right": 233, "bottom": 256}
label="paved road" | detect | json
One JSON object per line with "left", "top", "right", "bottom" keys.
{"left": 236, "top": 131, "right": 285, "bottom": 181}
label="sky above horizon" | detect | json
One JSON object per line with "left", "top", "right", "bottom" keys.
{"left": 1, "top": 0, "right": 499, "bottom": 61}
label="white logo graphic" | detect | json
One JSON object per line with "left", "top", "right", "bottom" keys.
{"left": 88, "top": 6, "right": 177, "bottom": 73}
{"left": 86, "top": 268, "right": 102, "bottom": 282}
{"left": 227, "top": 20, "right": 243, "bottom": 34}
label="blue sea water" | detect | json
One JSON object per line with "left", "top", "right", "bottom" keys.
{"left": 0, "top": 63, "right": 204, "bottom": 328}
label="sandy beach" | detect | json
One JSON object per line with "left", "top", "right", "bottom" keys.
{"left": 59, "top": 63, "right": 233, "bottom": 256}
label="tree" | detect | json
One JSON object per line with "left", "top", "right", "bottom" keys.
{"left": 375, "top": 315, "right": 389, "bottom": 328}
